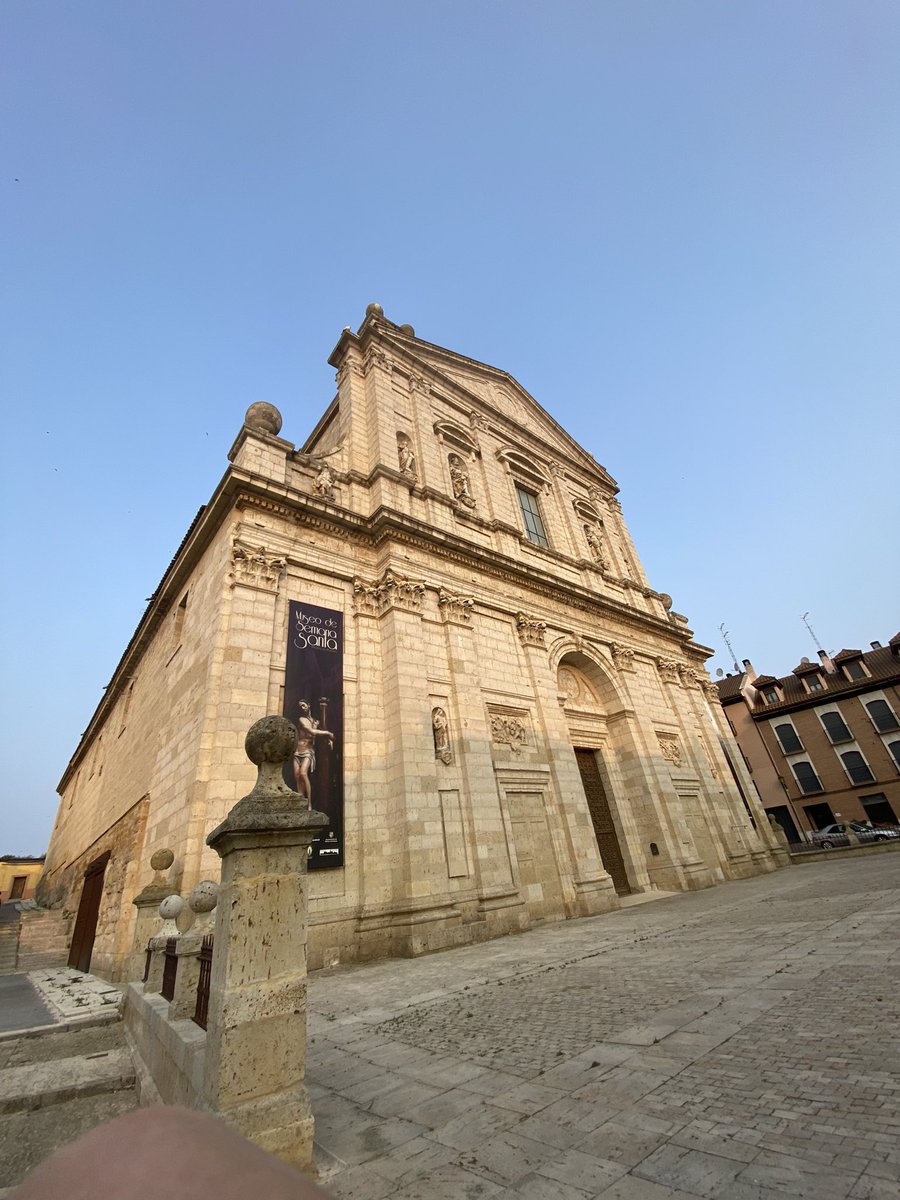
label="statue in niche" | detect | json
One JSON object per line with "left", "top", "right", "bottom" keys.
{"left": 448, "top": 453, "right": 476, "bottom": 508}
{"left": 432, "top": 707, "right": 452, "bottom": 764}
{"left": 397, "top": 432, "right": 416, "bottom": 478}
{"left": 313, "top": 462, "right": 334, "bottom": 499}
{"left": 584, "top": 524, "right": 610, "bottom": 571}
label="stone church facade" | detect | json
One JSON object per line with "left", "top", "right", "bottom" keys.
{"left": 41, "top": 307, "right": 784, "bottom": 980}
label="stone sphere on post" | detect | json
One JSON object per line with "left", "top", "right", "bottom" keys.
{"left": 150, "top": 848, "right": 174, "bottom": 873}
{"left": 153, "top": 893, "right": 184, "bottom": 945}
{"left": 188, "top": 880, "right": 218, "bottom": 934}
{"left": 244, "top": 402, "right": 283, "bottom": 437}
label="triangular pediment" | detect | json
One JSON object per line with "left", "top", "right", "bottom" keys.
{"left": 376, "top": 325, "right": 617, "bottom": 489}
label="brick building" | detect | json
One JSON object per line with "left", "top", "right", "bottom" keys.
{"left": 716, "top": 638, "right": 900, "bottom": 842}
{"left": 40, "top": 307, "right": 784, "bottom": 979}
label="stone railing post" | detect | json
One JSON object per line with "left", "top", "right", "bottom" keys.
{"left": 144, "top": 894, "right": 183, "bottom": 994}
{"left": 204, "top": 715, "right": 328, "bottom": 1172}
{"left": 168, "top": 881, "right": 218, "bottom": 1022}
{"left": 130, "top": 849, "right": 175, "bottom": 981}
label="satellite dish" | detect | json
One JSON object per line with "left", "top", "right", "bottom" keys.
{"left": 715, "top": 668, "right": 724, "bottom": 677}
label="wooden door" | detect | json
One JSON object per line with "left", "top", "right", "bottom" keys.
{"left": 10, "top": 876, "right": 27, "bottom": 900}
{"left": 67, "top": 853, "right": 109, "bottom": 972}
{"left": 574, "top": 748, "right": 631, "bottom": 896}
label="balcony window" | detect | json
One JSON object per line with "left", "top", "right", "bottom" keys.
{"left": 820, "top": 711, "right": 852, "bottom": 744}
{"left": 774, "top": 723, "right": 803, "bottom": 754}
{"left": 792, "top": 761, "right": 823, "bottom": 794}
{"left": 866, "top": 699, "right": 899, "bottom": 733}
{"left": 840, "top": 750, "right": 874, "bottom": 785}
{"left": 889, "top": 741, "right": 900, "bottom": 770}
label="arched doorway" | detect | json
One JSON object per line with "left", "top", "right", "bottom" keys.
{"left": 558, "top": 656, "right": 633, "bottom": 896}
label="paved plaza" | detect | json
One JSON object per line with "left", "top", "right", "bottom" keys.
{"left": 308, "top": 853, "right": 900, "bottom": 1200}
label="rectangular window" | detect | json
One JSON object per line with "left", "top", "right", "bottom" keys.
{"left": 820, "top": 711, "right": 852, "bottom": 744}
{"left": 806, "top": 676, "right": 824, "bottom": 692}
{"left": 843, "top": 660, "right": 866, "bottom": 681}
{"left": 515, "top": 486, "right": 550, "bottom": 548}
{"left": 866, "top": 699, "right": 899, "bottom": 732}
{"left": 840, "top": 751, "right": 874, "bottom": 785}
{"left": 774, "top": 723, "right": 803, "bottom": 754}
{"left": 792, "top": 760, "right": 823, "bottom": 794}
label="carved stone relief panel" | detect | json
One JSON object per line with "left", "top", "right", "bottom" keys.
{"left": 557, "top": 665, "right": 602, "bottom": 711}
{"left": 487, "top": 705, "right": 530, "bottom": 754}
{"left": 656, "top": 732, "right": 683, "bottom": 768}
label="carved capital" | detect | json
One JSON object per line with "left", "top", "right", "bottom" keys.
{"left": 364, "top": 347, "right": 392, "bottom": 376}
{"left": 679, "top": 665, "right": 703, "bottom": 689}
{"left": 230, "top": 544, "right": 285, "bottom": 591}
{"left": 548, "top": 460, "right": 566, "bottom": 479}
{"left": 657, "top": 732, "right": 683, "bottom": 767}
{"left": 408, "top": 373, "right": 429, "bottom": 396}
{"left": 610, "top": 641, "right": 636, "bottom": 672}
{"left": 352, "top": 568, "right": 425, "bottom": 617}
{"left": 516, "top": 612, "right": 547, "bottom": 648}
{"left": 702, "top": 681, "right": 720, "bottom": 704}
{"left": 438, "top": 588, "right": 474, "bottom": 626}
{"left": 336, "top": 358, "right": 365, "bottom": 386}
{"left": 468, "top": 409, "right": 490, "bottom": 432}
{"left": 656, "top": 657, "right": 681, "bottom": 685}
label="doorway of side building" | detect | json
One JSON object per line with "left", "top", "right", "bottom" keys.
{"left": 9, "top": 876, "right": 27, "bottom": 900}
{"left": 860, "top": 794, "right": 897, "bottom": 826}
{"left": 765, "top": 805, "right": 800, "bottom": 844}
{"left": 803, "top": 802, "right": 835, "bottom": 831}
{"left": 574, "top": 747, "right": 632, "bottom": 895}
{"left": 68, "top": 852, "right": 110, "bottom": 973}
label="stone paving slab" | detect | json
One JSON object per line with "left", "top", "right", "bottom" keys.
{"left": 0, "top": 976, "right": 55, "bottom": 1034}
{"left": 28, "top": 966, "right": 122, "bottom": 1021}
{"left": 309, "top": 855, "right": 900, "bottom": 1200}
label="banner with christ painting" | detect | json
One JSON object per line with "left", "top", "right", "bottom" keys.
{"left": 282, "top": 600, "right": 344, "bottom": 870}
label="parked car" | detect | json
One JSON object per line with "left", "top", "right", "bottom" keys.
{"left": 810, "top": 822, "right": 900, "bottom": 849}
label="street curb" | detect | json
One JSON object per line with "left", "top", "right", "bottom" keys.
{"left": 0, "top": 1009, "right": 120, "bottom": 1045}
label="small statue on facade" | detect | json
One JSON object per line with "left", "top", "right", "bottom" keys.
{"left": 448, "top": 453, "right": 476, "bottom": 508}
{"left": 584, "top": 524, "right": 610, "bottom": 571}
{"left": 397, "top": 432, "right": 417, "bottom": 478}
{"left": 314, "top": 462, "right": 335, "bottom": 500}
{"left": 432, "top": 707, "right": 452, "bottom": 764}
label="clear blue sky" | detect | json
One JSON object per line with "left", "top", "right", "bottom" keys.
{"left": 2, "top": 1, "right": 898, "bottom": 852}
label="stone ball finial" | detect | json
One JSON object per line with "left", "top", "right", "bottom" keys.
{"left": 365, "top": 302, "right": 384, "bottom": 318}
{"left": 659, "top": 593, "right": 673, "bottom": 611}
{"left": 150, "top": 848, "right": 174, "bottom": 873}
{"left": 188, "top": 880, "right": 218, "bottom": 915}
{"left": 245, "top": 715, "right": 298, "bottom": 766}
{"left": 159, "top": 894, "right": 184, "bottom": 921}
{"left": 399, "top": 323, "right": 415, "bottom": 336}
{"left": 244, "top": 402, "right": 283, "bottom": 437}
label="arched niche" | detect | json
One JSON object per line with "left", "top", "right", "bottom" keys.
{"left": 573, "top": 498, "right": 603, "bottom": 524}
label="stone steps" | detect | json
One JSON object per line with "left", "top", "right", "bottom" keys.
{"left": 0, "top": 925, "right": 19, "bottom": 976}
{"left": 0, "top": 1018, "right": 137, "bottom": 1189}
{"left": 16, "top": 911, "right": 70, "bottom": 972}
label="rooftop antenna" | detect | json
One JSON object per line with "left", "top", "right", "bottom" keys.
{"left": 801, "top": 612, "right": 825, "bottom": 656}
{"left": 718, "top": 623, "right": 740, "bottom": 674}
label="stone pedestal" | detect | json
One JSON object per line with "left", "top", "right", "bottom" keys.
{"left": 204, "top": 715, "right": 327, "bottom": 1173}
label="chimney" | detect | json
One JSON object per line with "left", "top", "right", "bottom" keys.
{"left": 818, "top": 649, "right": 834, "bottom": 672}
{"left": 741, "top": 658, "right": 756, "bottom": 682}
{"left": 871, "top": 641, "right": 882, "bottom": 650}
